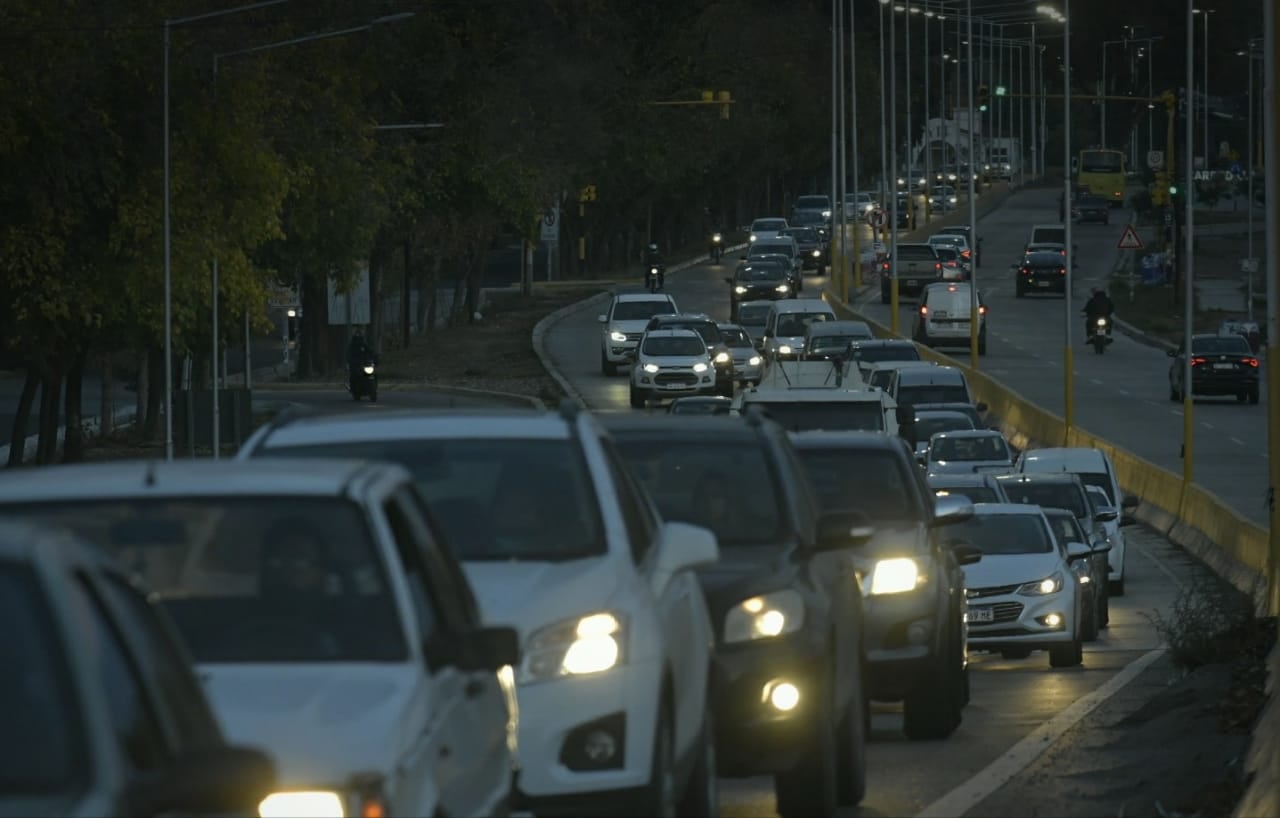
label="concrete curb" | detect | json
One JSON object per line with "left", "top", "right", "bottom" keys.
{"left": 1112, "top": 315, "right": 1178, "bottom": 352}
{"left": 531, "top": 247, "right": 747, "bottom": 409}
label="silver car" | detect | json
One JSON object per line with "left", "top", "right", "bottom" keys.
{"left": 717, "top": 322, "right": 764, "bottom": 385}
{"left": 925, "top": 430, "right": 1014, "bottom": 475}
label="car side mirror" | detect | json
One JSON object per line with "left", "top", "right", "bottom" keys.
{"left": 653, "top": 521, "right": 720, "bottom": 584}
{"left": 975, "top": 402, "right": 989, "bottom": 412}
{"left": 931, "top": 494, "right": 975, "bottom": 527}
{"left": 1120, "top": 514, "right": 1137, "bottom": 527}
{"left": 124, "top": 746, "right": 276, "bottom": 817}
{"left": 1090, "top": 542, "right": 1113, "bottom": 554}
{"left": 597, "top": 314, "right": 607, "bottom": 323}
{"left": 815, "top": 510, "right": 876, "bottom": 551}
{"left": 1122, "top": 495, "right": 1140, "bottom": 510}
{"left": 948, "top": 540, "right": 983, "bottom": 566}
{"left": 1093, "top": 507, "right": 1119, "bottom": 523}
{"left": 1066, "top": 541, "right": 1092, "bottom": 560}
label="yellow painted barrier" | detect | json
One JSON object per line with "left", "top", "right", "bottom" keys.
{"left": 823, "top": 290, "right": 1270, "bottom": 600}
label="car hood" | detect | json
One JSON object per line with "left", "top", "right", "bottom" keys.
{"left": 928, "top": 460, "right": 1014, "bottom": 475}
{"left": 463, "top": 558, "right": 621, "bottom": 644}
{"left": 607, "top": 319, "right": 655, "bottom": 334}
{"left": 639, "top": 354, "right": 711, "bottom": 368}
{"left": 729, "top": 348, "right": 760, "bottom": 363}
{"left": 694, "top": 546, "right": 797, "bottom": 627}
{"left": 202, "top": 663, "right": 419, "bottom": 786}
{"left": 962, "top": 551, "right": 1061, "bottom": 590}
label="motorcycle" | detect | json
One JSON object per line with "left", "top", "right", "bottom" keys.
{"left": 349, "top": 355, "right": 379, "bottom": 401}
{"left": 709, "top": 232, "right": 723, "bottom": 262}
{"left": 646, "top": 264, "right": 665, "bottom": 293}
{"left": 1087, "top": 316, "right": 1113, "bottom": 355}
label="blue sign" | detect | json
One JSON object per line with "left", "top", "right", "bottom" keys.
{"left": 1231, "top": 161, "right": 1244, "bottom": 176}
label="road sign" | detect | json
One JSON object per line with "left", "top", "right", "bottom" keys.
{"left": 1117, "top": 224, "right": 1144, "bottom": 250}
{"left": 540, "top": 207, "right": 559, "bottom": 243}
{"left": 1146, "top": 150, "right": 1164, "bottom": 170}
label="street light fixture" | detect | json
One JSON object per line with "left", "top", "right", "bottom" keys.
{"left": 1192, "top": 8, "right": 1215, "bottom": 167}
{"left": 1037, "top": 2, "right": 1072, "bottom": 432}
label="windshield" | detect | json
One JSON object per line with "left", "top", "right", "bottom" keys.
{"left": 930, "top": 435, "right": 1009, "bottom": 462}
{"left": 1191, "top": 337, "right": 1252, "bottom": 355}
{"left": 782, "top": 228, "right": 819, "bottom": 243}
{"left": 898, "top": 384, "right": 969, "bottom": 405}
{"left": 853, "top": 344, "right": 920, "bottom": 364}
{"left": 777, "top": 313, "right": 832, "bottom": 337}
{"left": 752, "top": 243, "right": 794, "bottom": 258}
{"left": 737, "top": 303, "right": 772, "bottom": 326}
{"left": 1045, "top": 512, "right": 1087, "bottom": 546}
{"left": 0, "top": 564, "right": 90, "bottom": 795}
{"left": 260, "top": 439, "right": 604, "bottom": 563}
{"left": 950, "top": 514, "right": 1053, "bottom": 555}
{"left": 791, "top": 211, "right": 826, "bottom": 226}
{"left": 1024, "top": 252, "right": 1065, "bottom": 267}
{"left": 751, "top": 401, "right": 885, "bottom": 432}
{"left": 934, "top": 486, "right": 999, "bottom": 504}
{"left": 868, "top": 370, "right": 896, "bottom": 389}
{"left": 737, "top": 265, "right": 787, "bottom": 282}
{"left": 897, "top": 246, "right": 938, "bottom": 260}
{"left": 643, "top": 335, "right": 705, "bottom": 356}
{"left": 1080, "top": 151, "right": 1123, "bottom": 173}
{"left": 1001, "top": 481, "right": 1088, "bottom": 519}
{"left": 613, "top": 438, "right": 785, "bottom": 548}
{"left": 721, "top": 328, "right": 752, "bottom": 347}
{"left": 796, "top": 448, "right": 921, "bottom": 521}
{"left": 916, "top": 414, "right": 975, "bottom": 440}
{"left": 612, "top": 300, "right": 672, "bottom": 322}
{"left": 934, "top": 247, "right": 959, "bottom": 262}
{"left": 3, "top": 499, "right": 406, "bottom": 663}
{"left": 753, "top": 219, "right": 786, "bottom": 231}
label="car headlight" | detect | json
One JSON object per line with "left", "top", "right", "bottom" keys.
{"left": 1017, "top": 572, "right": 1064, "bottom": 596}
{"left": 643, "top": 363, "right": 659, "bottom": 373}
{"left": 362, "top": 365, "right": 374, "bottom": 375}
{"left": 260, "top": 792, "right": 345, "bottom": 818}
{"left": 1096, "top": 318, "right": 1107, "bottom": 327}
{"left": 734, "top": 285, "right": 748, "bottom": 294}
{"left": 822, "top": 210, "right": 832, "bottom": 218}
{"left": 748, "top": 355, "right": 762, "bottom": 366}
{"left": 714, "top": 351, "right": 731, "bottom": 364}
{"left": 724, "top": 590, "right": 805, "bottom": 643}
{"left": 713, "top": 233, "right": 723, "bottom": 242}
{"left": 693, "top": 362, "right": 709, "bottom": 373}
{"left": 776, "top": 284, "right": 790, "bottom": 293}
{"left": 866, "top": 557, "right": 925, "bottom": 595}
{"left": 610, "top": 331, "right": 628, "bottom": 342}
{"left": 750, "top": 234, "right": 758, "bottom": 242}
{"left": 812, "top": 249, "right": 821, "bottom": 257}
{"left": 778, "top": 345, "right": 793, "bottom": 355}
{"left": 522, "top": 612, "right": 625, "bottom": 682}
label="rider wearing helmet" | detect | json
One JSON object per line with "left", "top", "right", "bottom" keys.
{"left": 644, "top": 242, "right": 665, "bottom": 288}
{"left": 1083, "top": 287, "right": 1115, "bottom": 336}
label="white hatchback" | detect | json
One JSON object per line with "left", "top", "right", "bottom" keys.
{"left": 914, "top": 282, "right": 987, "bottom": 352}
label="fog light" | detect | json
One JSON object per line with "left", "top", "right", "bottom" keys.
{"left": 1044, "top": 613, "right": 1063, "bottom": 628}
{"left": 763, "top": 681, "right": 801, "bottom": 712}
{"left": 583, "top": 730, "right": 617, "bottom": 763}
{"left": 907, "top": 622, "right": 930, "bottom": 645}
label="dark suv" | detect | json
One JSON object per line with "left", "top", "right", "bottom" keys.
{"left": 645, "top": 313, "right": 736, "bottom": 397}
{"left": 789, "top": 431, "right": 980, "bottom": 740}
{"left": 602, "top": 412, "right": 870, "bottom": 816}
{"left": 781, "top": 226, "right": 827, "bottom": 274}
{"left": 726, "top": 260, "right": 794, "bottom": 321}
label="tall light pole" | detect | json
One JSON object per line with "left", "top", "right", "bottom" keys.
{"left": 905, "top": 1, "right": 915, "bottom": 229}
{"left": 880, "top": 0, "right": 890, "bottom": 206}
{"left": 967, "top": 1, "right": 979, "bottom": 368}
{"left": 162, "top": 0, "right": 288, "bottom": 462}
{"left": 1100, "top": 38, "right": 1128, "bottom": 148}
{"left": 1240, "top": 41, "right": 1260, "bottom": 322}
{"left": 1182, "top": 0, "right": 1196, "bottom": 485}
{"left": 1030, "top": 24, "right": 1038, "bottom": 176}
{"left": 837, "top": 0, "right": 848, "bottom": 298}
{"left": 1193, "top": 8, "right": 1214, "bottom": 167}
{"left": 831, "top": 0, "right": 839, "bottom": 285}
{"left": 889, "top": 0, "right": 901, "bottom": 333}
{"left": 850, "top": 0, "right": 863, "bottom": 291}
{"left": 924, "top": 4, "right": 933, "bottom": 217}
{"left": 1263, "top": 0, "right": 1280, "bottom": 614}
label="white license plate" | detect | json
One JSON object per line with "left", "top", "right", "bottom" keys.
{"left": 1037, "top": 281, "right": 1050, "bottom": 287}
{"left": 969, "top": 606, "right": 995, "bottom": 623}
{"left": 907, "top": 279, "right": 918, "bottom": 287}
{"left": 1214, "top": 363, "right": 1234, "bottom": 370}
{"left": 933, "top": 311, "right": 949, "bottom": 318}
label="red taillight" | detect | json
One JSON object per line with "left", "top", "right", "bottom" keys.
{"left": 1244, "top": 357, "right": 1260, "bottom": 367}
{"left": 1019, "top": 267, "right": 1030, "bottom": 275}
{"left": 961, "top": 249, "right": 972, "bottom": 258}
{"left": 920, "top": 305, "right": 929, "bottom": 315}
{"left": 1113, "top": 191, "right": 1122, "bottom": 197}
{"left": 935, "top": 262, "right": 942, "bottom": 270}
{"left": 1191, "top": 356, "right": 1207, "bottom": 367}
{"left": 1059, "top": 267, "right": 1067, "bottom": 275}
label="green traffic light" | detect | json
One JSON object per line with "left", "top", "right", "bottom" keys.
{"left": 979, "top": 105, "right": 988, "bottom": 112}
{"left": 1169, "top": 185, "right": 1178, "bottom": 195}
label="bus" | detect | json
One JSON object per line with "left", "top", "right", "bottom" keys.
{"left": 1075, "top": 149, "right": 1126, "bottom": 206}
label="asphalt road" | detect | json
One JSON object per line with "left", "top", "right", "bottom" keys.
{"left": 540, "top": 234, "right": 1186, "bottom": 816}
{"left": 850, "top": 187, "right": 1269, "bottom": 527}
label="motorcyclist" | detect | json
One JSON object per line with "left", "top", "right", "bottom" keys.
{"left": 347, "top": 329, "right": 372, "bottom": 388}
{"left": 1083, "top": 288, "right": 1115, "bottom": 337}
{"left": 644, "top": 242, "right": 665, "bottom": 288}
{"left": 704, "top": 208, "right": 723, "bottom": 260}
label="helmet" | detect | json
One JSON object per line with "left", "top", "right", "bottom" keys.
{"left": 647, "top": 243, "right": 658, "bottom": 252}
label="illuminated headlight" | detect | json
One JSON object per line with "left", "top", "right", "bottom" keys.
{"left": 650, "top": 267, "right": 658, "bottom": 274}
{"left": 362, "top": 365, "right": 374, "bottom": 375}
{"left": 777, "top": 345, "right": 793, "bottom": 355}
{"left": 1096, "top": 318, "right": 1107, "bottom": 327}
{"left": 734, "top": 285, "right": 748, "bottom": 294}
{"left": 260, "top": 792, "right": 345, "bottom": 818}
{"left": 748, "top": 355, "right": 762, "bottom": 366}
{"left": 812, "top": 249, "right": 821, "bottom": 257}
{"left": 822, "top": 210, "right": 832, "bottom": 218}
{"left": 713, "top": 233, "right": 723, "bottom": 242}
{"left": 643, "top": 363, "right": 659, "bottom": 374}
{"left": 865, "top": 557, "right": 925, "bottom": 596}
{"left": 750, "top": 234, "right": 758, "bottom": 242}
{"left": 1017, "top": 572, "right": 1064, "bottom": 596}
{"left": 724, "top": 590, "right": 805, "bottom": 643}
{"left": 522, "top": 612, "right": 624, "bottom": 682}
{"left": 714, "top": 351, "right": 731, "bottom": 364}
{"left": 693, "top": 362, "right": 709, "bottom": 373}
{"left": 610, "top": 331, "right": 627, "bottom": 342}
{"left": 775, "top": 284, "right": 790, "bottom": 293}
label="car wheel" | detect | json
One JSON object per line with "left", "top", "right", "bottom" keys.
{"left": 1001, "top": 647, "right": 1033, "bottom": 659}
{"left": 836, "top": 667, "right": 868, "bottom": 807}
{"left": 641, "top": 703, "right": 679, "bottom": 818}
{"left": 600, "top": 350, "right": 616, "bottom": 376}
{"left": 629, "top": 385, "right": 646, "bottom": 410}
{"left": 1109, "top": 577, "right": 1126, "bottom": 596}
{"left": 1049, "top": 638, "right": 1084, "bottom": 668}
{"left": 676, "top": 705, "right": 718, "bottom": 818}
{"left": 903, "top": 628, "right": 963, "bottom": 739}
{"left": 1080, "top": 595, "right": 1100, "bottom": 642}
{"left": 774, "top": 672, "right": 838, "bottom": 818}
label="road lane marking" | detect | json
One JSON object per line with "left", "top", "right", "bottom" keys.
{"left": 1118, "top": 389, "right": 1130, "bottom": 396}
{"left": 1201, "top": 422, "right": 1214, "bottom": 430}
{"left": 1089, "top": 378, "right": 1103, "bottom": 385}
{"left": 1231, "top": 437, "right": 1246, "bottom": 446}
{"left": 914, "top": 647, "right": 1167, "bottom": 818}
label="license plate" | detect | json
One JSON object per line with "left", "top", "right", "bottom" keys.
{"left": 1037, "top": 281, "right": 1050, "bottom": 287}
{"left": 906, "top": 280, "right": 918, "bottom": 287}
{"left": 1214, "top": 363, "right": 1234, "bottom": 370}
{"left": 969, "top": 606, "right": 995, "bottom": 623}
{"left": 933, "top": 311, "right": 949, "bottom": 318}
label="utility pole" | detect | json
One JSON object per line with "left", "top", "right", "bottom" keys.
{"left": 1263, "top": 0, "right": 1280, "bottom": 614}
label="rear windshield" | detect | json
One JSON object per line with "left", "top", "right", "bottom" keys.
{"left": 809, "top": 334, "right": 862, "bottom": 352}
{"left": 612, "top": 438, "right": 786, "bottom": 548}
{"left": 934, "top": 486, "right": 1000, "bottom": 504}
{"left": 664, "top": 321, "right": 723, "bottom": 345}
{"left": 1001, "top": 481, "right": 1088, "bottom": 519}
{"left": 643, "top": 335, "right": 705, "bottom": 356}
{"left": 753, "top": 219, "right": 787, "bottom": 231}
{"left": 897, "top": 383, "right": 969, "bottom": 405}
{"left": 949, "top": 513, "right": 1053, "bottom": 555}
{"left": 853, "top": 344, "right": 920, "bottom": 364}
{"left": 930, "top": 435, "right": 1009, "bottom": 462}
{"left": 916, "top": 414, "right": 975, "bottom": 440}
{"left": 795, "top": 448, "right": 923, "bottom": 522}
{"left": 1081, "top": 152, "right": 1123, "bottom": 173}
{"left": 737, "top": 265, "right": 787, "bottom": 282}
{"left": 897, "top": 246, "right": 938, "bottom": 260}
{"left": 752, "top": 243, "right": 794, "bottom": 257}
{"left": 1191, "top": 337, "right": 1252, "bottom": 355}
{"left": 750, "top": 400, "right": 885, "bottom": 432}
{"left": 612, "top": 300, "right": 673, "bottom": 321}
{"left": 1031, "top": 228, "right": 1066, "bottom": 245}
{"left": 1024, "top": 252, "right": 1066, "bottom": 267}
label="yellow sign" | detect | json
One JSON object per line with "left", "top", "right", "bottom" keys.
{"left": 579, "top": 185, "right": 598, "bottom": 203}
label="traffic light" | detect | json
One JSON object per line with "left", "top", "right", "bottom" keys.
{"left": 976, "top": 85, "right": 990, "bottom": 112}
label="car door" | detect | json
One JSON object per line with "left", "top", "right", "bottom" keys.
{"left": 382, "top": 488, "right": 511, "bottom": 817}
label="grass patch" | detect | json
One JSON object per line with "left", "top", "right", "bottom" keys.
{"left": 1110, "top": 279, "right": 1237, "bottom": 344}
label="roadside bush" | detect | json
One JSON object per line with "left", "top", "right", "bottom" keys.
{"left": 1129, "top": 188, "right": 1153, "bottom": 216}
{"left": 1144, "top": 578, "right": 1265, "bottom": 671}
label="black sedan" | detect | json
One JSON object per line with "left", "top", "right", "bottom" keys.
{"left": 1072, "top": 195, "right": 1111, "bottom": 224}
{"left": 1168, "top": 333, "right": 1261, "bottom": 403}
{"left": 1012, "top": 250, "right": 1068, "bottom": 297}
{"left": 781, "top": 226, "right": 828, "bottom": 275}
{"left": 727, "top": 260, "right": 794, "bottom": 320}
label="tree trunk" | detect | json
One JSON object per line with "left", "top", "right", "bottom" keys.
{"left": 143, "top": 345, "right": 162, "bottom": 441}
{"left": 63, "top": 346, "right": 87, "bottom": 463}
{"left": 99, "top": 351, "right": 114, "bottom": 437}
{"left": 6, "top": 367, "right": 40, "bottom": 467}
{"left": 35, "top": 366, "right": 63, "bottom": 465}
{"left": 401, "top": 237, "right": 413, "bottom": 348}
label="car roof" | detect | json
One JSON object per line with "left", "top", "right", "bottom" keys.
{"left": 787, "top": 431, "right": 900, "bottom": 450}
{"left": 0, "top": 458, "right": 393, "bottom": 502}
{"left": 927, "top": 473, "right": 997, "bottom": 486}
{"left": 716, "top": 322, "right": 747, "bottom": 331}
{"left": 1019, "top": 448, "right": 1108, "bottom": 471}
{"left": 256, "top": 409, "right": 576, "bottom": 450}
{"left": 597, "top": 413, "right": 762, "bottom": 441}
{"left": 865, "top": 360, "right": 936, "bottom": 371}
{"left": 615, "top": 293, "right": 675, "bottom": 303}
{"left": 896, "top": 366, "right": 965, "bottom": 384}
{"left": 771, "top": 299, "right": 835, "bottom": 314}
{"left": 971, "top": 502, "right": 1047, "bottom": 516}
{"left": 996, "top": 472, "right": 1083, "bottom": 485}
{"left": 671, "top": 396, "right": 733, "bottom": 404}
{"left": 932, "top": 429, "right": 1004, "bottom": 440}
{"left": 807, "top": 320, "right": 869, "bottom": 335}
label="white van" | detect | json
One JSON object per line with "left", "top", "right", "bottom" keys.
{"left": 889, "top": 365, "right": 974, "bottom": 407}
{"left": 914, "top": 282, "right": 987, "bottom": 353}
{"left": 758, "top": 299, "right": 837, "bottom": 361}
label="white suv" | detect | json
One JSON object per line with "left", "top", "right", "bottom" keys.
{"left": 630, "top": 328, "right": 717, "bottom": 408}
{"left": 0, "top": 458, "right": 520, "bottom": 818}
{"left": 599, "top": 293, "right": 680, "bottom": 375}
{"left": 238, "top": 406, "right": 723, "bottom": 816}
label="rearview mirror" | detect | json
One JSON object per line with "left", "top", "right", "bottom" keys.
{"left": 124, "top": 746, "right": 275, "bottom": 817}
{"left": 948, "top": 540, "right": 983, "bottom": 566}
{"left": 654, "top": 521, "right": 720, "bottom": 579}
{"left": 1120, "top": 514, "right": 1137, "bottom": 527}
{"left": 816, "top": 510, "right": 875, "bottom": 551}
{"left": 1093, "top": 506, "right": 1119, "bottom": 523}
{"left": 1121, "top": 495, "right": 1140, "bottom": 510}
{"left": 1066, "top": 541, "right": 1092, "bottom": 560}
{"left": 931, "top": 494, "right": 975, "bottom": 527}
{"left": 597, "top": 314, "right": 607, "bottom": 323}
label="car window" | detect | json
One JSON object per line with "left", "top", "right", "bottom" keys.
{"left": 915, "top": 414, "right": 975, "bottom": 440}
{"left": 611, "top": 299, "right": 674, "bottom": 321}
{"left": 598, "top": 438, "right": 659, "bottom": 564}
{"left": 3, "top": 498, "right": 408, "bottom": 664}
{"left": 613, "top": 435, "right": 786, "bottom": 548}
{"left": 63, "top": 574, "right": 170, "bottom": 773}
{"left": 949, "top": 514, "right": 1053, "bottom": 554}
{"left": 930, "top": 435, "right": 1009, "bottom": 462}
{"left": 897, "top": 246, "right": 938, "bottom": 260}
{"left": 1001, "top": 481, "right": 1089, "bottom": 518}
{"left": 381, "top": 496, "right": 443, "bottom": 641}
{"left": 1192, "top": 337, "right": 1252, "bottom": 355}
{"left": 776, "top": 312, "right": 832, "bottom": 337}
{"left": 642, "top": 335, "right": 706, "bottom": 356}
{"left": 1077, "top": 473, "right": 1116, "bottom": 505}
{"left": 795, "top": 446, "right": 922, "bottom": 521}
{"left": 933, "top": 486, "right": 999, "bottom": 504}
{"left": 1045, "top": 512, "right": 1087, "bottom": 545}
{"left": 897, "top": 383, "right": 969, "bottom": 405}
{"left": 0, "top": 563, "right": 90, "bottom": 795}
{"left": 721, "top": 329, "right": 752, "bottom": 347}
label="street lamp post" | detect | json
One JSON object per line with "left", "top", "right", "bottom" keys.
{"left": 1241, "top": 41, "right": 1260, "bottom": 322}
{"left": 850, "top": 0, "right": 862, "bottom": 291}
{"left": 890, "top": 0, "right": 901, "bottom": 333}
{"left": 1182, "top": 0, "right": 1196, "bottom": 485}
{"left": 966, "top": 0, "right": 979, "bottom": 367}
{"left": 831, "top": 0, "right": 839, "bottom": 289}
{"left": 924, "top": 4, "right": 932, "bottom": 219}
{"left": 1030, "top": 24, "right": 1038, "bottom": 176}
{"left": 880, "top": 0, "right": 890, "bottom": 208}
{"left": 162, "top": 0, "right": 288, "bottom": 462}
{"left": 1100, "top": 38, "right": 1128, "bottom": 149}
{"left": 1193, "top": 8, "right": 1214, "bottom": 166}
{"left": 838, "top": 0, "right": 848, "bottom": 298}
{"left": 905, "top": 1, "right": 915, "bottom": 230}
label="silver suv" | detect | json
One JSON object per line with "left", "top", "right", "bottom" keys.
{"left": 598, "top": 292, "right": 680, "bottom": 375}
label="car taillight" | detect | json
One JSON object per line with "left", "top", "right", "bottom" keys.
{"left": 920, "top": 305, "right": 929, "bottom": 315}
{"left": 1191, "top": 356, "right": 1207, "bottom": 367}
{"left": 1019, "top": 267, "right": 1030, "bottom": 275}
{"left": 1243, "top": 357, "right": 1260, "bottom": 367}
{"left": 1059, "top": 267, "right": 1067, "bottom": 275}
{"left": 935, "top": 262, "right": 942, "bottom": 270}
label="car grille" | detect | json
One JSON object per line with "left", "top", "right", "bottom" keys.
{"left": 655, "top": 372, "right": 699, "bottom": 386}
{"left": 967, "top": 583, "right": 1019, "bottom": 599}
{"left": 977, "top": 601, "right": 1025, "bottom": 624}
{"left": 624, "top": 333, "right": 643, "bottom": 342}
